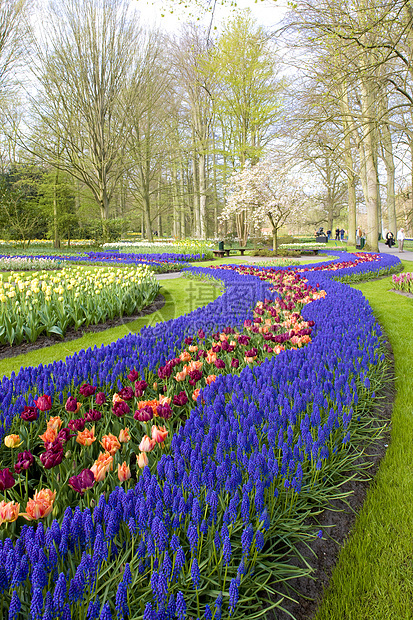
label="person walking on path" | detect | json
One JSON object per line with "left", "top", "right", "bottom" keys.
{"left": 385, "top": 231, "right": 395, "bottom": 248}
{"left": 397, "top": 228, "right": 406, "bottom": 252}
{"left": 335, "top": 228, "right": 340, "bottom": 240}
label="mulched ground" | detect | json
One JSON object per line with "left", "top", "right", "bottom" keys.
{"left": 0, "top": 294, "right": 165, "bottom": 361}
{"left": 269, "top": 341, "right": 395, "bottom": 619}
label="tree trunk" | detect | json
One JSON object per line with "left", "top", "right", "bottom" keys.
{"left": 53, "top": 167, "right": 60, "bottom": 249}
{"left": 199, "top": 152, "right": 207, "bottom": 239}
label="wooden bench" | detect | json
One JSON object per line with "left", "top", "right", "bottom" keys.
{"left": 212, "top": 249, "right": 229, "bottom": 258}
{"left": 213, "top": 247, "right": 249, "bottom": 258}
{"left": 227, "top": 247, "right": 248, "bottom": 256}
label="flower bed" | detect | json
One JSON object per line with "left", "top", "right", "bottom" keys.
{"left": 0, "top": 250, "right": 402, "bottom": 619}
{"left": 0, "top": 265, "right": 159, "bottom": 346}
{"left": 0, "top": 257, "right": 62, "bottom": 272}
{"left": 82, "top": 251, "right": 205, "bottom": 264}
{"left": 392, "top": 271, "right": 413, "bottom": 293}
{"left": 103, "top": 241, "right": 214, "bottom": 260}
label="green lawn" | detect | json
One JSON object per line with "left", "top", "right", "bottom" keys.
{"left": 0, "top": 277, "right": 221, "bottom": 379}
{"left": 315, "top": 259, "right": 413, "bottom": 620}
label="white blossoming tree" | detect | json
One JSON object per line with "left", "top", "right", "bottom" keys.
{"left": 220, "top": 161, "right": 304, "bottom": 253}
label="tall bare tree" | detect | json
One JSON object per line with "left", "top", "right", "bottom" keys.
{"left": 29, "top": 0, "right": 144, "bottom": 239}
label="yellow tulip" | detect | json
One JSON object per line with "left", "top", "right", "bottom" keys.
{"left": 4, "top": 434, "right": 22, "bottom": 448}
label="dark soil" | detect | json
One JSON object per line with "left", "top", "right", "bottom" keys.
{"left": 0, "top": 293, "right": 165, "bottom": 361}
{"left": 268, "top": 341, "right": 395, "bottom": 620}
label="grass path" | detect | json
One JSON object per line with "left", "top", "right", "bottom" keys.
{"left": 315, "top": 259, "right": 413, "bottom": 620}
{"left": 0, "top": 278, "right": 220, "bottom": 379}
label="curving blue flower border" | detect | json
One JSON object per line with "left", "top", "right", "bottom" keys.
{"left": 0, "top": 251, "right": 402, "bottom": 618}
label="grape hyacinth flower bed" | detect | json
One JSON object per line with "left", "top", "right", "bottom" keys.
{"left": 0, "top": 250, "right": 402, "bottom": 619}
{"left": 73, "top": 251, "right": 204, "bottom": 265}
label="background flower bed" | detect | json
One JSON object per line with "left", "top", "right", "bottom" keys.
{"left": 0, "top": 250, "right": 402, "bottom": 619}
{"left": 0, "top": 257, "right": 62, "bottom": 272}
{"left": 392, "top": 271, "right": 413, "bottom": 293}
{"left": 0, "top": 265, "right": 160, "bottom": 346}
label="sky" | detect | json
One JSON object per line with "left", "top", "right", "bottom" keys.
{"left": 134, "top": 0, "right": 288, "bottom": 33}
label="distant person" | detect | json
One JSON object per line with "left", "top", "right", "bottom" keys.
{"left": 356, "top": 226, "right": 362, "bottom": 248}
{"left": 340, "top": 228, "right": 345, "bottom": 241}
{"left": 397, "top": 228, "right": 406, "bottom": 252}
{"left": 335, "top": 228, "right": 340, "bottom": 240}
{"left": 385, "top": 231, "right": 395, "bottom": 248}
{"left": 326, "top": 229, "right": 331, "bottom": 240}
{"left": 361, "top": 231, "right": 366, "bottom": 249}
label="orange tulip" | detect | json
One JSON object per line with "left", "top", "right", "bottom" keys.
{"left": 205, "top": 374, "right": 217, "bottom": 385}
{"left": 76, "top": 426, "right": 96, "bottom": 447}
{"left": 112, "top": 393, "right": 124, "bottom": 405}
{"left": 91, "top": 452, "right": 113, "bottom": 482}
{"left": 20, "top": 489, "right": 56, "bottom": 521}
{"left": 206, "top": 351, "right": 217, "bottom": 364}
{"left": 137, "top": 399, "right": 159, "bottom": 415}
{"left": 180, "top": 351, "right": 191, "bottom": 362}
{"left": 139, "top": 435, "right": 156, "bottom": 452}
{"left": 119, "top": 428, "right": 131, "bottom": 443}
{"left": 39, "top": 427, "right": 57, "bottom": 445}
{"left": 174, "top": 370, "right": 187, "bottom": 382}
{"left": 245, "top": 355, "right": 257, "bottom": 364}
{"left": 4, "top": 434, "right": 22, "bottom": 448}
{"left": 188, "top": 345, "right": 198, "bottom": 352}
{"left": 0, "top": 500, "right": 20, "bottom": 525}
{"left": 188, "top": 360, "right": 202, "bottom": 372}
{"left": 47, "top": 416, "right": 63, "bottom": 431}
{"left": 158, "top": 395, "right": 171, "bottom": 406}
{"left": 117, "top": 462, "right": 131, "bottom": 482}
{"left": 192, "top": 389, "right": 200, "bottom": 401}
{"left": 137, "top": 452, "right": 149, "bottom": 468}
{"left": 100, "top": 433, "right": 121, "bottom": 456}
{"left": 151, "top": 425, "right": 168, "bottom": 444}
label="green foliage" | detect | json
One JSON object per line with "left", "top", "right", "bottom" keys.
{"left": 0, "top": 165, "right": 48, "bottom": 243}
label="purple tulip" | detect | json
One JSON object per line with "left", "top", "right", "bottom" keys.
{"left": 0, "top": 468, "right": 15, "bottom": 490}
{"left": 68, "top": 469, "right": 95, "bottom": 495}
{"left": 134, "top": 380, "right": 148, "bottom": 397}
{"left": 65, "top": 396, "right": 78, "bottom": 412}
{"left": 84, "top": 409, "right": 102, "bottom": 422}
{"left": 118, "top": 386, "right": 134, "bottom": 401}
{"left": 56, "top": 428, "right": 76, "bottom": 444}
{"left": 231, "top": 358, "right": 240, "bottom": 369}
{"left": 134, "top": 406, "right": 153, "bottom": 422}
{"left": 14, "top": 450, "right": 34, "bottom": 474}
{"left": 68, "top": 418, "right": 86, "bottom": 432}
{"left": 173, "top": 391, "right": 188, "bottom": 407}
{"left": 79, "top": 383, "right": 96, "bottom": 397}
{"left": 95, "top": 392, "right": 106, "bottom": 405}
{"left": 40, "top": 443, "right": 64, "bottom": 469}
{"left": 127, "top": 369, "right": 140, "bottom": 382}
{"left": 157, "top": 403, "right": 172, "bottom": 420}
{"left": 112, "top": 401, "right": 130, "bottom": 417}
{"left": 20, "top": 406, "right": 39, "bottom": 422}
